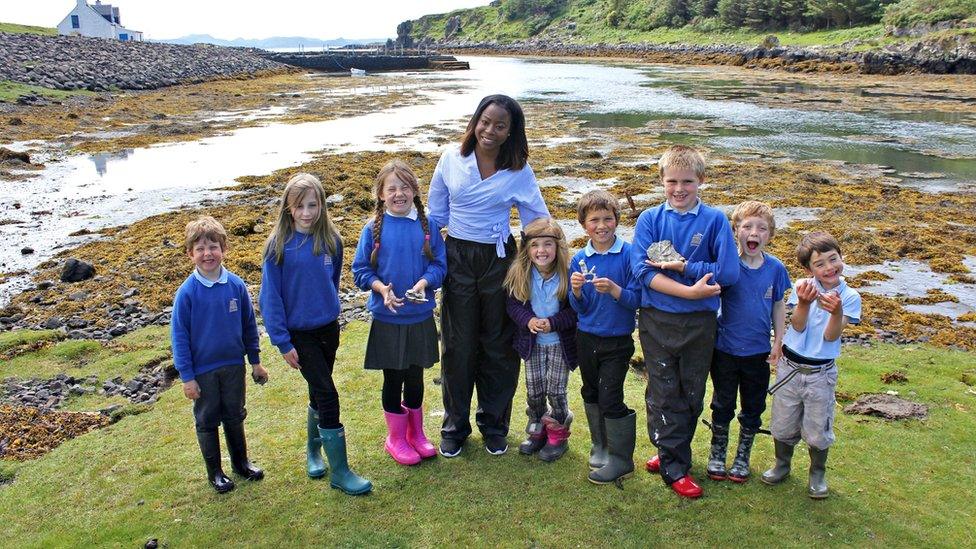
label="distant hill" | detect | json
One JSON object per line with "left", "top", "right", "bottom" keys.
{"left": 155, "top": 34, "right": 388, "bottom": 49}
{"left": 0, "top": 22, "right": 57, "bottom": 36}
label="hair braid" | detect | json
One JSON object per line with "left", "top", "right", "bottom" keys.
{"left": 369, "top": 201, "right": 385, "bottom": 268}
{"left": 414, "top": 195, "right": 434, "bottom": 261}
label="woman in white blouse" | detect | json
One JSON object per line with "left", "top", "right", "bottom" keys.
{"left": 428, "top": 94, "right": 550, "bottom": 457}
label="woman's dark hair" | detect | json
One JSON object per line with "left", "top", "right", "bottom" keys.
{"left": 460, "top": 94, "right": 528, "bottom": 171}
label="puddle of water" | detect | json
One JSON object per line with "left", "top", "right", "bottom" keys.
{"left": 845, "top": 259, "right": 976, "bottom": 320}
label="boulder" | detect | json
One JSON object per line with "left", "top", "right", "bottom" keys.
{"left": 60, "top": 258, "right": 96, "bottom": 283}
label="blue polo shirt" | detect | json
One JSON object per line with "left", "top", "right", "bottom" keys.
{"left": 530, "top": 267, "right": 561, "bottom": 345}
{"left": 716, "top": 253, "right": 792, "bottom": 356}
{"left": 783, "top": 277, "right": 861, "bottom": 360}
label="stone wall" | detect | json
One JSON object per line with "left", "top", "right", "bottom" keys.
{"left": 0, "top": 31, "right": 286, "bottom": 91}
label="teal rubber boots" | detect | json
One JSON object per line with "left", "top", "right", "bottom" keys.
{"left": 319, "top": 426, "right": 373, "bottom": 496}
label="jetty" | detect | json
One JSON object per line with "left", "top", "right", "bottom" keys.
{"left": 261, "top": 50, "right": 469, "bottom": 73}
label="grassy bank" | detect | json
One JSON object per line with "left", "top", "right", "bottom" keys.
{"left": 0, "top": 80, "right": 93, "bottom": 103}
{"left": 0, "top": 323, "right": 974, "bottom": 546}
{"left": 0, "top": 22, "right": 56, "bottom": 36}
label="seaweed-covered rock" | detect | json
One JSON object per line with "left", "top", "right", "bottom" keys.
{"left": 59, "top": 258, "right": 95, "bottom": 283}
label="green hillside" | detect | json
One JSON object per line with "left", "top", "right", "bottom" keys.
{"left": 407, "top": 0, "right": 976, "bottom": 46}
{"left": 0, "top": 22, "right": 57, "bottom": 36}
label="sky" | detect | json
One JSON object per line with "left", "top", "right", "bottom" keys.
{"left": 2, "top": 1, "right": 490, "bottom": 40}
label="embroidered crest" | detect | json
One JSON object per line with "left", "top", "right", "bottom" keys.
{"left": 690, "top": 233, "right": 703, "bottom": 247}
{"left": 228, "top": 298, "right": 238, "bottom": 313}
{"left": 764, "top": 285, "right": 773, "bottom": 300}
{"left": 323, "top": 254, "right": 332, "bottom": 267}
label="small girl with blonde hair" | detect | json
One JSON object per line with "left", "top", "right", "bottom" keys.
{"left": 352, "top": 160, "right": 446, "bottom": 466}
{"left": 504, "top": 217, "right": 578, "bottom": 461}
{"left": 258, "top": 172, "right": 372, "bottom": 495}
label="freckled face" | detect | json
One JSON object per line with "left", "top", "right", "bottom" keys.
{"left": 529, "top": 237, "right": 557, "bottom": 270}
{"left": 475, "top": 103, "right": 511, "bottom": 153}
{"left": 806, "top": 249, "right": 844, "bottom": 289}
{"left": 380, "top": 173, "right": 416, "bottom": 216}
{"left": 290, "top": 189, "right": 320, "bottom": 233}
{"left": 736, "top": 216, "right": 771, "bottom": 258}
{"left": 582, "top": 208, "right": 618, "bottom": 251}
{"left": 662, "top": 166, "right": 701, "bottom": 213}
{"left": 188, "top": 237, "right": 224, "bottom": 279}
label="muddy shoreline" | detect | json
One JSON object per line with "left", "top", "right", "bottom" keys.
{"left": 1, "top": 64, "right": 974, "bottom": 351}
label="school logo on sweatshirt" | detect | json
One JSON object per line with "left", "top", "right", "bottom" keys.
{"left": 765, "top": 285, "right": 774, "bottom": 300}
{"left": 323, "top": 254, "right": 332, "bottom": 267}
{"left": 690, "top": 232, "right": 704, "bottom": 248}
{"left": 228, "top": 298, "right": 238, "bottom": 313}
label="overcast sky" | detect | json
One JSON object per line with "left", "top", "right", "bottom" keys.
{"left": 2, "top": 1, "right": 490, "bottom": 39}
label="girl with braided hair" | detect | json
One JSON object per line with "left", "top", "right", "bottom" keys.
{"left": 352, "top": 159, "right": 447, "bottom": 465}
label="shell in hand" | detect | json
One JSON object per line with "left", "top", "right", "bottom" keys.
{"left": 646, "top": 240, "right": 685, "bottom": 263}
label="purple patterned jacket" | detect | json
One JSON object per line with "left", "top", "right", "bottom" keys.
{"left": 506, "top": 295, "right": 578, "bottom": 370}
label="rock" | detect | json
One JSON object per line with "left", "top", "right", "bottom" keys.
{"left": 36, "top": 280, "right": 55, "bottom": 290}
{"left": 60, "top": 258, "right": 96, "bottom": 283}
{"left": 69, "top": 291, "right": 88, "bottom": 301}
{"left": 843, "top": 393, "right": 928, "bottom": 420}
{"left": 8, "top": 117, "right": 23, "bottom": 126}
{"left": 42, "top": 317, "right": 63, "bottom": 329}
{"left": 0, "top": 147, "right": 30, "bottom": 165}
{"left": 20, "top": 247, "right": 34, "bottom": 255}
{"left": 122, "top": 288, "right": 139, "bottom": 298}
{"left": 66, "top": 318, "right": 89, "bottom": 329}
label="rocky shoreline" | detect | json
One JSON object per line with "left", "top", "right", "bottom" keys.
{"left": 0, "top": 32, "right": 286, "bottom": 92}
{"left": 440, "top": 34, "right": 976, "bottom": 75}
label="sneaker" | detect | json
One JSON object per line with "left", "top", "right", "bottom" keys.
{"left": 439, "top": 438, "right": 463, "bottom": 458}
{"left": 484, "top": 435, "right": 508, "bottom": 455}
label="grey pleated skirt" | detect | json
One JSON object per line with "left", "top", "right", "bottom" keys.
{"left": 363, "top": 316, "right": 439, "bottom": 371}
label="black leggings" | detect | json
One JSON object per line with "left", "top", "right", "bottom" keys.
{"left": 382, "top": 366, "right": 424, "bottom": 413}
{"left": 290, "top": 322, "right": 341, "bottom": 429}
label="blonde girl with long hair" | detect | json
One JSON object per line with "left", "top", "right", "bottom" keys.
{"left": 351, "top": 160, "right": 446, "bottom": 466}
{"left": 258, "top": 172, "right": 372, "bottom": 496}
{"left": 503, "top": 217, "right": 578, "bottom": 462}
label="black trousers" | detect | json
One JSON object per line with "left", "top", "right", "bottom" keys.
{"left": 577, "top": 331, "right": 635, "bottom": 419}
{"left": 382, "top": 366, "right": 424, "bottom": 413}
{"left": 709, "top": 348, "right": 771, "bottom": 431}
{"left": 440, "top": 236, "right": 520, "bottom": 441}
{"left": 639, "top": 307, "right": 716, "bottom": 485}
{"left": 291, "top": 321, "right": 342, "bottom": 429}
{"left": 193, "top": 363, "right": 246, "bottom": 431}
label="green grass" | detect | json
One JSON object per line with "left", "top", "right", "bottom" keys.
{"left": 0, "top": 22, "right": 57, "bottom": 36}
{"left": 0, "top": 80, "right": 93, "bottom": 103}
{"left": 0, "top": 326, "right": 170, "bottom": 383}
{"left": 0, "top": 329, "right": 62, "bottom": 355}
{"left": 0, "top": 323, "right": 974, "bottom": 546}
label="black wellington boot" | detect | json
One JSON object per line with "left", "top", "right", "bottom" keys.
{"left": 808, "top": 447, "right": 829, "bottom": 499}
{"left": 761, "top": 439, "right": 794, "bottom": 485}
{"left": 224, "top": 422, "right": 264, "bottom": 481}
{"left": 583, "top": 403, "right": 608, "bottom": 470}
{"left": 197, "top": 429, "right": 235, "bottom": 494}
{"left": 706, "top": 423, "right": 730, "bottom": 481}
{"left": 727, "top": 429, "right": 757, "bottom": 483}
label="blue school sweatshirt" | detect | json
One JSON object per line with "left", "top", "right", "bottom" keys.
{"left": 171, "top": 267, "right": 260, "bottom": 383}
{"left": 259, "top": 233, "right": 343, "bottom": 354}
{"left": 716, "top": 253, "right": 792, "bottom": 356}
{"left": 568, "top": 237, "right": 640, "bottom": 337}
{"left": 631, "top": 201, "right": 740, "bottom": 313}
{"left": 351, "top": 212, "right": 447, "bottom": 325}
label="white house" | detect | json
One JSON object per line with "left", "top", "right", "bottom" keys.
{"left": 57, "top": 0, "right": 143, "bottom": 41}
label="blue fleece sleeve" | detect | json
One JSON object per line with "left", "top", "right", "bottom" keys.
{"left": 258, "top": 252, "right": 293, "bottom": 355}
{"left": 239, "top": 281, "right": 260, "bottom": 365}
{"left": 170, "top": 283, "right": 195, "bottom": 382}
{"left": 683, "top": 213, "right": 740, "bottom": 287}
{"left": 422, "top": 222, "right": 447, "bottom": 290}
{"left": 616, "top": 262, "right": 641, "bottom": 311}
{"left": 352, "top": 223, "right": 379, "bottom": 292}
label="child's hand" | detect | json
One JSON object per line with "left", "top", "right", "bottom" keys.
{"left": 767, "top": 346, "right": 783, "bottom": 366}
{"left": 537, "top": 318, "right": 552, "bottom": 333}
{"left": 527, "top": 317, "right": 544, "bottom": 334}
{"left": 183, "top": 380, "right": 201, "bottom": 400}
{"left": 686, "top": 272, "right": 720, "bottom": 299}
{"left": 591, "top": 277, "right": 619, "bottom": 295}
{"left": 570, "top": 271, "right": 585, "bottom": 294}
{"left": 795, "top": 279, "right": 818, "bottom": 304}
{"left": 282, "top": 348, "right": 301, "bottom": 369}
{"left": 818, "top": 290, "right": 843, "bottom": 316}
{"left": 251, "top": 363, "right": 269, "bottom": 385}
{"left": 379, "top": 282, "right": 404, "bottom": 313}
{"left": 646, "top": 259, "right": 686, "bottom": 273}
{"left": 409, "top": 279, "right": 428, "bottom": 295}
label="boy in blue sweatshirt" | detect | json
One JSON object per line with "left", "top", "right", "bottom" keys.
{"left": 171, "top": 216, "right": 267, "bottom": 494}
{"left": 569, "top": 190, "right": 641, "bottom": 485}
{"left": 631, "top": 145, "right": 740, "bottom": 499}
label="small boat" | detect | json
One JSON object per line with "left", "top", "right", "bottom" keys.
{"left": 350, "top": 68, "right": 366, "bottom": 77}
